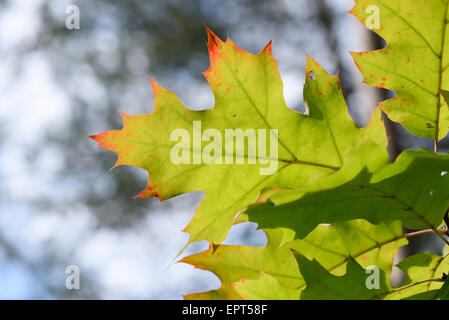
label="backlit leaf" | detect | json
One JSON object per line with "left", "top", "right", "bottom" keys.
{"left": 350, "top": 0, "right": 449, "bottom": 141}
{"left": 91, "top": 29, "right": 384, "bottom": 245}
{"left": 245, "top": 142, "right": 449, "bottom": 239}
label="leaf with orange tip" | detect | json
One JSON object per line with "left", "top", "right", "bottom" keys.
{"left": 180, "top": 229, "right": 302, "bottom": 300}
{"left": 182, "top": 220, "right": 406, "bottom": 300}
{"left": 90, "top": 28, "right": 385, "bottom": 247}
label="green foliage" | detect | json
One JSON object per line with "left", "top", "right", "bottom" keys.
{"left": 296, "top": 255, "right": 391, "bottom": 300}
{"left": 245, "top": 143, "right": 449, "bottom": 238}
{"left": 387, "top": 252, "right": 449, "bottom": 299}
{"left": 351, "top": 0, "right": 449, "bottom": 142}
{"left": 181, "top": 229, "right": 302, "bottom": 300}
{"left": 288, "top": 220, "right": 407, "bottom": 277}
{"left": 436, "top": 277, "right": 449, "bottom": 300}
{"left": 91, "top": 0, "right": 449, "bottom": 299}
{"left": 233, "top": 272, "right": 301, "bottom": 300}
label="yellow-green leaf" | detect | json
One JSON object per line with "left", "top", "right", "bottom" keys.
{"left": 245, "top": 142, "right": 449, "bottom": 239}
{"left": 180, "top": 229, "right": 302, "bottom": 299}
{"left": 385, "top": 252, "right": 449, "bottom": 299}
{"left": 350, "top": 0, "right": 449, "bottom": 142}
{"left": 90, "top": 29, "right": 384, "bottom": 246}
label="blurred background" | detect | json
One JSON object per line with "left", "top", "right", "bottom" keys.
{"left": 0, "top": 0, "right": 447, "bottom": 299}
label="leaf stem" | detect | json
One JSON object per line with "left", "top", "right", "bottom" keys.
{"left": 404, "top": 227, "right": 449, "bottom": 246}
{"left": 373, "top": 278, "right": 444, "bottom": 300}
{"left": 387, "top": 278, "right": 444, "bottom": 297}
{"left": 404, "top": 228, "right": 445, "bottom": 238}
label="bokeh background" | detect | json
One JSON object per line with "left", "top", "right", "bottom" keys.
{"left": 1, "top": 0, "right": 447, "bottom": 299}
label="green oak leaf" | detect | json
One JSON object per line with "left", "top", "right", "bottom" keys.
{"left": 350, "top": 0, "right": 449, "bottom": 142}
{"left": 385, "top": 252, "right": 449, "bottom": 300}
{"left": 287, "top": 220, "right": 407, "bottom": 278}
{"left": 245, "top": 142, "right": 449, "bottom": 240}
{"left": 297, "top": 251, "right": 448, "bottom": 300}
{"left": 180, "top": 229, "right": 302, "bottom": 300}
{"left": 296, "top": 254, "right": 391, "bottom": 300}
{"left": 90, "top": 28, "right": 385, "bottom": 245}
{"left": 182, "top": 219, "right": 405, "bottom": 299}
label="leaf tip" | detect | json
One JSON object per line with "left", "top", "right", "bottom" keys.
{"left": 148, "top": 77, "right": 166, "bottom": 101}
{"left": 88, "top": 134, "right": 100, "bottom": 142}
{"left": 262, "top": 40, "right": 272, "bottom": 54}
{"left": 305, "top": 54, "right": 318, "bottom": 70}
{"left": 350, "top": 51, "right": 364, "bottom": 71}
{"left": 348, "top": 0, "right": 362, "bottom": 16}
{"left": 305, "top": 54, "right": 330, "bottom": 79}
{"left": 206, "top": 26, "right": 223, "bottom": 54}
{"left": 88, "top": 131, "right": 113, "bottom": 149}
{"left": 118, "top": 110, "right": 131, "bottom": 120}
{"left": 203, "top": 27, "right": 224, "bottom": 79}
{"left": 135, "top": 183, "right": 163, "bottom": 200}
